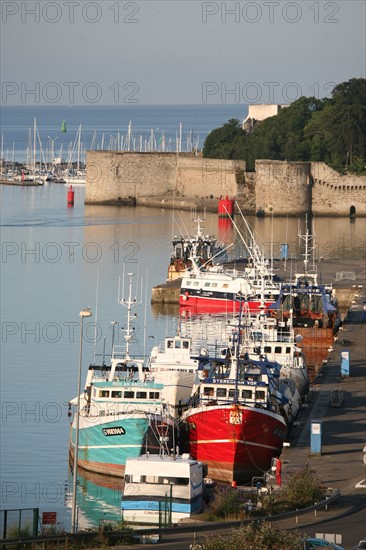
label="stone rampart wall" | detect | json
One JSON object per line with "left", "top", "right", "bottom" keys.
{"left": 86, "top": 152, "right": 244, "bottom": 204}
{"left": 85, "top": 153, "right": 366, "bottom": 216}
{"left": 311, "top": 162, "right": 366, "bottom": 216}
{"left": 255, "top": 160, "right": 311, "bottom": 215}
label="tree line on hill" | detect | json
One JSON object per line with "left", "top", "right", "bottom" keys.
{"left": 202, "top": 78, "right": 366, "bottom": 174}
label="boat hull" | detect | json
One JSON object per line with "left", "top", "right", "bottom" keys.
{"left": 121, "top": 497, "right": 203, "bottom": 525}
{"left": 282, "top": 366, "right": 310, "bottom": 398}
{"left": 180, "top": 295, "right": 274, "bottom": 315}
{"left": 294, "top": 326, "right": 335, "bottom": 379}
{"left": 179, "top": 404, "right": 287, "bottom": 483}
{"left": 69, "top": 414, "right": 174, "bottom": 477}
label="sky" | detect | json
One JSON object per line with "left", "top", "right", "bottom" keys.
{"left": 1, "top": 0, "right": 365, "bottom": 105}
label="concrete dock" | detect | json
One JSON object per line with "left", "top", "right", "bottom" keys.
{"left": 273, "top": 282, "right": 366, "bottom": 544}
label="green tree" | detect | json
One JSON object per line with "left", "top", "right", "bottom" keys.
{"left": 202, "top": 119, "right": 248, "bottom": 160}
{"left": 305, "top": 78, "right": 366, "bottom": 170}
{"left": 202, "top": 78, "right": 366, "bottom": 173}
{"left": 201, "top": 522, "right": 305, "bottom": 549}
{"left": 250, "top": 96, "right": 323, "bottom": 162}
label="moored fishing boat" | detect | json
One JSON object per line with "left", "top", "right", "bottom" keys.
{"left": 231, "top": 312, "right": 309, "bottom": 398}
{"left": 147, "top": 334, "right": 202, "bottom": 416}
{"left": 179, "top": 212, "right": 280, "bottom": 314}
{"left": 269, "top": 223, "right": 341, "bottom": 372}
{"left": 179, "top": 259, "right": 279, "bottom": 314}
{"left": 167, "top": 214, "right": 227, "bottom": 282}
{"left": 121, "top": 426, "right": 204, "bottom": 525}
{"left": 68, "top": 274, "right": 176, "bottom": 477}
{"left": 69, "top": 355, "right": 174, "bottom": 477}
{"left": 179, "top": 327, "right": 288, "bottom": 484}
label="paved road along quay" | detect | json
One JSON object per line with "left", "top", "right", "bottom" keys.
{"left": 275, "top": 286, "right": 366, "bottom": 547}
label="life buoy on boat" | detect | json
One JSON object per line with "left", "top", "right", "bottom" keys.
{"left": 182, "top": 292, "right": 189, "bottom": 301}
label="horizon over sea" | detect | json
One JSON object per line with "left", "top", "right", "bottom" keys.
{"left": 0, "top": 104, "right": 248, "bottom": 163}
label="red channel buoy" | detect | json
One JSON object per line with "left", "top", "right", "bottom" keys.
{"left": 218, "top": 195, "right": 234, "bottom": 218}
{"left": 67, "top": 185, "right": 74, "bottom": 207}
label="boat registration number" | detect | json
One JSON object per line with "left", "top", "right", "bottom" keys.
{"left": 102, "top": 427, "right": 126, "bottom": 436}
{"left": 229, "top": 410, "right": 242, "bottom": 424}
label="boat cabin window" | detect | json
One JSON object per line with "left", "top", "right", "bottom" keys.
{"left": 175, "top": 477, "right": 189, "bottom": 485}
{"left": 99, "top": 390, "right": 109, "bottom": 398}
{"left": 136, "top": 391, "right": 147, "bottom": 399}
{"left": 204, "top": 282, "right": 210, "bottom": 287}
{"left": 149, "top": 392, "right": 160, "bottom": 399}
{"left": 228, "top": 389, "right": 238, "bottom": 398}
{"left": 264, "top": 346, "right": 271, "bottom": 353}
{"left": 126, "top": 474, "right": 189, "bottom": 485}
{"left": 193, "top": 282, "right": 199, "bottom": 287}
{"left": 242, "top": 389, "right": 252, "bottom": 399}
{"left": 211, "top": 283, "right": 218, "bottom": 288}
{"left": 275, "top": 346, "right": 282, "bottom": 354}
{"left": 223, "top": 284, "right": 229, "bottom": 289}
{"left": 255, "top": 390, "right": 266, "bottom": 401}
{"left": 203, "top": 387, "right": 214, "bottom": 397}
{"left": 167, "top": 340, "right": 173, "bottom": 348}
{"left": 186, "top": 281, "right": 191, "bottom": 286}
{"left": 286, "top": 346, "right": 291, "bottom": 354}
{"left": 111, "top": 391, "right": 122, "bottom": 398}
{"left": 124, "top": 391, "right": 134, "bottom": 398}
{"left": 216, "top": 388, "right": 227, "bottom": 398}
{"left": 182, "top": 340, "right": 189, "bottom": 349}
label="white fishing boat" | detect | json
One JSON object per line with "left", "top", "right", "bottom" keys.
{"left": 121, "top": 426, "right": 204, "bottom": 525}
{"left": 229, "top": 312, "right": 309, "bottom": 399}
{"left": 179, "top": 259, "right": 279, "bottom": 314}
{"left": 179, "top": 212, "right": 280, "bottom": 314}
{"left": 147, "top": 334, "right": 202, "bottom": 416}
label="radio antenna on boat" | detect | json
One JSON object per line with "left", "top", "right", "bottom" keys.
{"left": 118, "top": 271, "right": 141, "bottom": 360}
{"left": 143, "top": 269, "right": 149, "bottom": 358}
{"left": 93, "top": 266, "right": 99, "bottom": 365}
{"left": 298, "top": 214, "right": 316, "bottom": 278}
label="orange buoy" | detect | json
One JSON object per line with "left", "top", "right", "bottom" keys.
{"left": 67, "top": 185, "right": 74, "bottom": 206}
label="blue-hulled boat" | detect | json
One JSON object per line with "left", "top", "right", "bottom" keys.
{"left": 69, "top": 274, "right": 175, "bottom": 477}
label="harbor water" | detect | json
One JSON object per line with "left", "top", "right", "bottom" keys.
{"left": 1, "top": 146, "right": 366, "bottom": 530}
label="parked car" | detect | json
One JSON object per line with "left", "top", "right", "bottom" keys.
{"left": 304, "top": 537, "right": 345, "bottom": 550}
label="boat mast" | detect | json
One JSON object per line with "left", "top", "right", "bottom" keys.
{"left": 118, "top": 272, "right": 138, "bottom": 360}
{"left": 33, "top": 117, "right": 36, "bottom": 174}
{"left": 77, "top": 124, "right": 81, "bottom": 171}
{"left": 298, "top": 215, "right": 316, "bottom": 279}
{"left": 233, "top": 295, "right": 245, "bottom": 404}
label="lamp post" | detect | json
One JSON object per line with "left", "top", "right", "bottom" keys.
{"left": 71, "top": 307, "right": 92, "bottom": 533}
